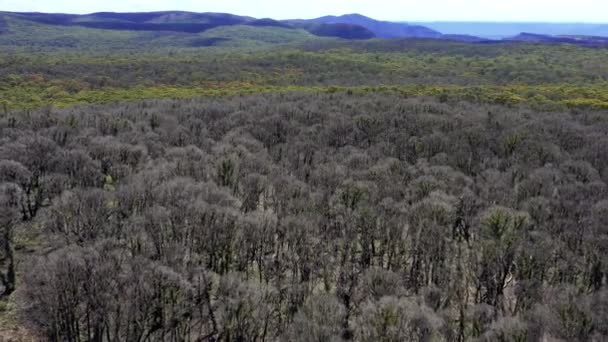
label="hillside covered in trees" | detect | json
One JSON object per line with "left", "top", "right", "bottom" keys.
{"left": 1, "top": 9, "right": 608, "bottom": 342}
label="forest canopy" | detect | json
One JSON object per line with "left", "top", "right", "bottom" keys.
{"left": 1, "top": 10, "right": 608, "bottom": 342}
{"left": 1, "top": 92, "right": 608, "bottom": 341}
{"left": 1, "top": 40, "right": 608, "bottom": 110}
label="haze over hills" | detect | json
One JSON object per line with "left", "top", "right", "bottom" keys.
{"left": 0, "top": 11, "right": 455, "bottom": 41}
{"left": 288, "top": 13, "right": 442, "bottom": 39}
{"left": 413, "top": 21, "right": 608, "bottom": 39}
{"left": 1, "top": 10, "right": 608, "bottom": 49}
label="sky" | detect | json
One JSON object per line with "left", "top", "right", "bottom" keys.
{"left": 3, "top": 0, "right": 608, "bottom": 23}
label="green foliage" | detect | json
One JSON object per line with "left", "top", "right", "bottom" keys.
{"left": 3, "top": 81, "right": 608, "bottom": 111}
{"left": 558, "top": 303, "right": 593, "bottom": 340}
{"left": 2, "top": 26, "right": 608, "bottom": 111}
{"left": 481, "top": 207, "right": 528, "bottom": 242}
{"left": 503, "top": 133, "right": 524, "bottom": 156}
{"left": 339, "top": 182, "right": 367, "bottom": 210}
{"left": 199, "top": 25, "right": 314, "bottom": 46}
{"left": 0, "top": 15, "right": 142, "bottom": 50}
{"left": 218, "top": 158, "right": 237, "bottom": 188}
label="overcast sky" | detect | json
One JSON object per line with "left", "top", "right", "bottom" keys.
{"left": 3, "top": 0, "right": 607, "bottom": 23}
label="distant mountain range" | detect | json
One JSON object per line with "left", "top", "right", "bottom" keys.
{"left": 507, "top": 32, "right": 608, "bottom": 45}
{"left": 0, "top": 11, "right": 451, "bottom": 40}
{"left": 2, "top": 11, "right": 257, "bottom": 33}
{"left": 288, "top": 13, "right": 442, "bottom": 39}
{"left": 412, "top": 22, "right": 608, "bottom": 39}
{"left": 1, "top": 11, "right": 608, "bottom": 47}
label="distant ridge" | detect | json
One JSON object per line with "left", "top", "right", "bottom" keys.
{"left": 414, "top": 21, "right": 608, "bottom": 39}
{"left": 506, "top": 32, "right": 608, "bottom": 46}
{"left": 2, "top": 11, "right": 454, "bottom": 41}
{"left": 440, "top": 34, "right": 486, "bottom": 42}
{"left": 247, "top": 18, "right": 293, "bottom": 29}
{"left": 289, "top": 13, "right": 442, "bottom": 39}
{"left": 0, "top": 16, "right": 7, "bottom": 34}
{"left": 15, "top": 10, "right": 607, "bottom": 46}
{"left": 4, "top": 11, "right": 608, "bottom": 46}
{"left": 307, "top": 23, "right": 376, "bottom": 40}
{"left": 7, "top": 11, "right": 253, "bottom": 33}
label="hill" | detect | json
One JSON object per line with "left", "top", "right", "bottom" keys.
{"left": 0, "top": 11, "right": 379, "bottom": 41}
{"left": 5, "top": 11, "right": 256, "bottom": 33}
{"left": 414, "top": 21, "right": 608, "bottom": 39}
{"left": 0, "top": 12, "right": 318, "bottom": 50}
{"left": 1, "top": 11, "right": 449, "bottom": 41}
{"left": 247, "top": 18, "right": 293, "bottom": 29}
{"left": 296, "top": 22, "right": 376, "bottom": 39}
{"left": 440, "top": 34, "right": 486, "bottom": 42}
{"left": 195, "top": 25, "right": 314, "bottom": 46}
{"left": 507, "top": 32, "right": 608, "bottom": 47}
{"left": 6, "top": 11, "right": 608, "bottom": 49}
{"left": 0, "top": 16, "right": 7, "bottom": 34}
{"left": 293, "top": 13, "right": 442, "bottom": 39}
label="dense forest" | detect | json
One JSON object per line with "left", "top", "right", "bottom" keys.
{"left": 2, "top": 40, "right": 608, "bottom": 111}
{"left": 1, "top": 92, "right": 608, "bottom": 341}
{"left": 1, "top": 9, "right": 608, "bottom": 342}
